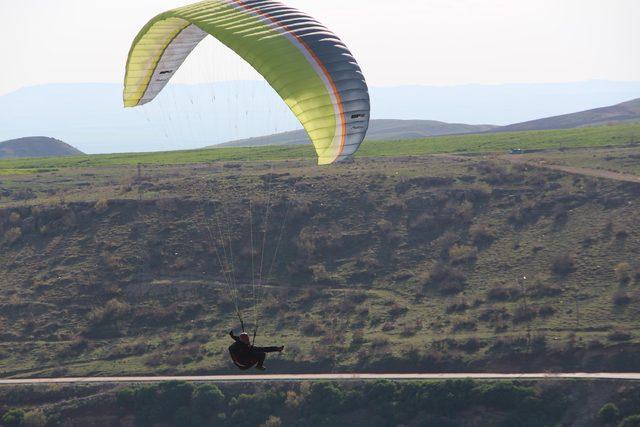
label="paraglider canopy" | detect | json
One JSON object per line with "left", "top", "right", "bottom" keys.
{"left": 124, "top": 0, "right": 371, "bottom": 165}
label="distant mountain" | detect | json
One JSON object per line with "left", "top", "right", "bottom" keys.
{"left": 496, "top": 98, "right": 640, "bottom": 132}
{"left": 0, "top": 137, "right": 84, "bottom": 159}
{"left": 371, "top": 81, "right": 640, "bottom": 125}
{"left": 215, "top": 119, "right": 498, "bottom": 147}
{"left": 1, "top": 81, "right": 639, "bottom": 154}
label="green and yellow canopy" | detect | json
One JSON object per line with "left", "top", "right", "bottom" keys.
{"left": 124, "top": 0, "right": 370, "bottom": 165}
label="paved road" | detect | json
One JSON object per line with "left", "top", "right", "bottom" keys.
{"left": 2, "top": 373, "right": 640, "bottom": 385}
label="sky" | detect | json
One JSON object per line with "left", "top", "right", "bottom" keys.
{"left": 2, "top": 0, "right": 639, "bottom": 96}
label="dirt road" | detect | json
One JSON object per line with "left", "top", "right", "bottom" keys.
{"left": 2, "top": 373, "right": 640, "bottom": 385}
{"left": 502, "top": 155, "right": 640, "bottom": 184}
{"left": 436, "top": 152, "right": 640, "bottom": 184}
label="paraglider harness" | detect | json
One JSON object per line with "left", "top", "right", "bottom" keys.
{"left": 228, "top": 319, "right": 260, "bottom": 370}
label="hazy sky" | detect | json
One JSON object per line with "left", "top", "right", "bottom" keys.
{"left": 2, "top": 0, "right": 639, "bottom": 96}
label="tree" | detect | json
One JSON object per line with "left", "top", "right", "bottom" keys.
{"left": 261, "top": 416, "right": 283, "bottom": 427}
{"left": 156, "top": 381, "right": 194, "bottom": 420}
{"left": 619, "top": 414, "right": 640, "bottom": 427}
{"left": 22, "top": 410, "right": 47, "bottom": 427}
{"left": 192, "top": 384, "right": 225, "bottom": 417}
{"left": 307, "top": 383, "right": 346, "bottom": 414}
{"left": 597, "top": 403, "right": 620, "bottom": 424}
{"left": 172, "top": 407, "right": 192, "bottom": 427}
{"left": 1, "top": 409, "right": 25, "bottom": 427}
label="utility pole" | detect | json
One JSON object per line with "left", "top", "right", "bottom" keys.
{"left": 519, "top": 276, "right": 531, "bottom": 346}
{"left": 575, "top": 287, "right": 580, "bottom": 329}
{"left": 137, "top": 163, "right": 143, "bottom": 201}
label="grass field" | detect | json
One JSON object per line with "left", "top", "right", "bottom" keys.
{"left": 1, "top": 123, "right": 639, "bottom": 173}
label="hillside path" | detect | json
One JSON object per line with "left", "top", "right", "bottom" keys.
{"left": 2, "top": 373, "right": 640, "bottom": 385}
{"left": 437, "top": 153, "right": 640, "bottom": 184}
{"left": 501, "top": 155, "right": 640, "bottom": 183}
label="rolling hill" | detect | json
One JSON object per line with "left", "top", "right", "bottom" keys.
{"left": 0, "top": 137, "right": 84, "bottom": 159}
{"left": 215, "top": 97, "right": 640, "bottom": 149}
{"left": 2, "top": 81, "right": 640, "bottom": 154}
{"left": 215, "top": 119, "right": 498, "bottom": 148}
{"left": 497, "top": 97, "right": 640, "bottom": 132}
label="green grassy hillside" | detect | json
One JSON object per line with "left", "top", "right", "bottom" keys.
{"left": 0, "top": 123, "right": 639, "bottom": 174}
{"left": 1, "top": 143, "right": 640, "bottom": 377}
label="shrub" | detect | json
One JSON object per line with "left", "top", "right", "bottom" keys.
{"left": 427, "top": 263, "right": 466, "bottom": 294}
{"left": 597, "top": 403, "right": 620, "bottom": 424}
{"left": 307, "top": 383, "right": 347, "bottom": 414}
{"left": 347, "top": 291, "right": 368, "bottom": 304}
{"left": 454, "top": 201, "right": 474, "bottom": 221}
{"left": 619, "top": 414, "right": 640, "bottom": 427}
{"left": 94, "top": 198, "right": 109, "bottom": 213}
{"left": 448, "top": 244, "right": 478, "bottom": 265}
{"left": 261, "top": 416, "right": 282, "bottom": 427}
{"left": 616, "top": 229, "right": 630, "bottom": 240}
{"left": 172, "top": 407, "right": 192, "bottom": 426}
{"left": 381, "top": 322, "right": 395, "bottom": 332}
{"left": 453, "top": 319, "right": 477, "bottom": 332}
{"left": 538, "top": 305, "right": 556, "bottom": 318}
{"left": 8, "top": 212, "right": 21, "bottom": 225}
{"left": 509, "top": 200, "right": 538, "bottom": 226}
{"left": 460, "top": 338, "right": 482, "bottom": 353}
{"left": 300, "top": 320, "right": 324, "bottom": 336}
{"left": 351, "top": 330, "right": 365, "bottom": 345}
{"left": 608, "top": 330, "right": 632, "bottom": 342}
{"left": 1, "top": 409, "right": 25, "bottom": 427}
{"left": 552, "top": 204, "right": 569, "bottom": 223}
{"left": 408, "top": 213, "right": 436, "bottom": 233}
{"left": 613, "top": 292, "right": 632, "bottom": 306}
{"left": 433, "top": 231, "right": 458, "bottom": 258}
{"left": 477, "top": 383, "right": 535, "bottom": 411}
{"left": 401, "top": 323, "right": 419, "bottom": 336}
{"left": 358, "top": 306, "right": 370, "bottom": 318}
{"left": 479, "top": 307, "right": 511, "bottom": 323}
{"left": 487, "top": 285, "right": 520, "bottom": 302}
{"left": 531, "top": 283, "right": 563, "bottom": 298}
{"left": 3, "top": 227, "right": 22, "bottom": 245}
{"left": 531, "top": 334, "right": 548, "bottom": 352}
{"left": 217, "top": 292, "right": 237, "bottom": 311}
{"left": 551, "top": 253, "right": 576, "bottom": 276}
{"left": 116, "top": 388, "right": 136, "bottom": 409}
{"left": 371, "top": 337, "right": 390, "bottom": 349}
{"left": 11, "top": 189, "right": 35, "bottom": 201}
{"left": 59, "top": 337, "right": 89, "bottom": 358}
{"left": 614, "top": 262, "right": 633, "bottom": 285}
{"left": 192, "top": 384, "right": 225, "bottom": 416}
{"left": 299, "top": 288, "right": 321, "bottom": 305}
{"left": 469, "top": 223, "right": 496, "bottom": 246}
{"left": 416, "top": 271, "right": 431, "bottom": 288}
{"left": 388, "top": 303, "right": 408, "bottom": 318}
{"left": 446, "top": 300, "right": 470, "bottom": 314}
{"left": 513, "top": 306, "right": 537, "bottom": 323}
{"left": 311, "top": 264, "right": 331, "bottom": 284}
{"left": 285, "top": 390, "right": 304, "bottom": 409}
{"left": 22, "top": 410, "right": 47, "bottom": 427}
{"left": 88, "top": 299, "right": 131, "bottom": 324}
{"left": 376, "top": 220, "right": 399, "bottom": 242}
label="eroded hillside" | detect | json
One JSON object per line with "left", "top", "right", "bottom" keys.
{"left": 0, "top": 154, "right": 639, "bottom": 376}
